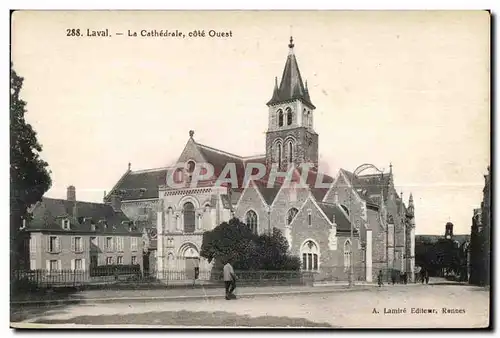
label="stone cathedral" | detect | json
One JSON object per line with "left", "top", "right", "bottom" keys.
{"left": 105, "top": 37, "right": 416, "bottom": 283}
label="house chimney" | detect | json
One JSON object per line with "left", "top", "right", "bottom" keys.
{"left": 67, "top": 185, "right": 76, "bottom": 202}
{"left": 110, "top": 194, "right": 122, "bottom": 212}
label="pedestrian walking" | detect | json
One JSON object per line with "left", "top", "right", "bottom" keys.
{"left": 223, "top": 259, "right": 237, "bottom": 300}
{"left": 377, "top": 270, "right": 384, "bottom": 287}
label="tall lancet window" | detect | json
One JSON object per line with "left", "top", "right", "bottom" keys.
{"left": 307, "top": 112, "right": 311, "bottom": 127}
{"left": 278, "top": 109, "right": 284, "bottom": 127}
{"left": 183, "top": 202, "right": 195, "bottom": 233}
{"left": 245, "top": 210, "right": 258, "bottom": 235}
{"left": 288, "top": 141, "right": 293, "bottom": 164}
{"left": 277, "top": 143, "right": 282, "bottom": 166}
{"left": 286, "top": 107, "right": 292, "bottom": 126}
{"left": 344, "top": 239, "right": 352, "bottom": 271}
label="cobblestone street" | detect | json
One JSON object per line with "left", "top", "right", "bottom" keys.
{"left": 12, "top": 283, "right": 490, "bottom": 328}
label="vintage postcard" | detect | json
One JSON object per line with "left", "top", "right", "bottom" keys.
{"left": 10, "top": 10, "right": 490, "bottom": 329}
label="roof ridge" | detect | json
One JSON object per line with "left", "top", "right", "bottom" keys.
{"left": 196, "top": 142, "right": 243, "bottom": 159}
{"left": 358, "top": 173, "right": 386, "bottom": 178}
{"left": 43, "top": 197, "right": 110, "bottom": 206}
{"left": 103, "top": 168, "right": 132, "bottom": 202}
{"left": 243, "top": 154, "right": 266, "bottom": 161}
{"left": 130, "top": 167, "right": 170, "bottom": 174}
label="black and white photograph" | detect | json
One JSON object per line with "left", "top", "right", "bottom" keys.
{"left": 9, "top": 10, "right": 491, "bottom": 329}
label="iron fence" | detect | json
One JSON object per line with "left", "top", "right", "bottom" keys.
{"left": 11, "top": 266, "right": 413, "bottom": 290}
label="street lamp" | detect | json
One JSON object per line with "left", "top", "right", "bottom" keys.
{"left": 348, "top": 163, "right": 385, "bottom": 288}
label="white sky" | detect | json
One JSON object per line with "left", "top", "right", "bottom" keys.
{"left": 11, "top": 10, "right": 490, "bottom": 235}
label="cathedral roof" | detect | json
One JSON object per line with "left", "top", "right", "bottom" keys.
{"left": 253, "top": 179, "right": 282, "bottom": 206}
{"left": 316, "top": 201, "right": 352, "bottom": 232}
{"left": 340, "top": 169, "right": 390, "bottom": 206}
{"left": 104, "top": 167, "right": 167, "bottom": 201}
{"left": 306, "top": 170, "right": 335, "bottom": 201}
{"left": 104, "top": 140, "right": 267, "bottom": 201}
{"left": 267, "top": 37, "right": 315, "bottom": 109}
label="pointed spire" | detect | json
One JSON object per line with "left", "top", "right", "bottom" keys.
{"left": 269, "top": 76, "right": 280, "bottom": 103}
{"left": 128, "top": 162, "right": 131, "bottom": 171}
{"left": 266, "top": 36, "right": 315, "bottom": 108}
{"left": 304, "top": 79, "right": 312, "bottom": 103}
{"left": 409, "top": 193, "right": 414, "bottom": 205}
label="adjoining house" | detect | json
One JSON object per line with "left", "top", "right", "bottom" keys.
{"left": 20, "top": 186, "right": 144, "bottom": 273}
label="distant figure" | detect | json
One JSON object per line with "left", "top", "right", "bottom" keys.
{"left": 420, "top": 269, "right": 426, "bottom": 284}
{"left": 391, "top": 270, "right": 397, "bottom": 285}
{"left": 425, "top": 270, "right": 430, "bottom": 285}
{"left": 377, "top": 270, "right": 384, "bottom": 287}
{"left": 223, "top": 259, "right": 237, "bottom": 300}
{"left": 193, "top": 266, "right": 200, "bottom": 287}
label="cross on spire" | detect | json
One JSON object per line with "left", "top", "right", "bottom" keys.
{"left": 288, "top": 36, "right": 294, "bottom": 49}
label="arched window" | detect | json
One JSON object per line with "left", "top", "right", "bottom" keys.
{"left": 341, "top": 205, "right": 349, "bottom": 215}
{"left": 288, "top": 141, "right": 293, "bottom": 164}
{"left": 186, "top": 160, "right": 195, "bottom": 173}
{"left": 307, "top": 111, "right": 311, "bottom": 127}
{"left": 278, "top": 110, "right": 284, "bottom": 127}
{"left": 245, "top": 210, "right": 258, "bottom": 234}
{"left": 277, "top": 143, "right": 282, "bottom": 165}
{"left": 173, "top": 168, "right": 184, "bottom": 183}
{"left": 286, "top": 107, "right": 293, "bottom": 125}
{"left": 301, "top": 240, "right": 319, "bottom": 271}
{"left": 344, "top": 240, "right": 352, "bottom": 271}
{"left": 183, "top": 202, "right": 196, "bottom": 233}
{"left": 287, "top": 208, "right": 299, "bottom": 226}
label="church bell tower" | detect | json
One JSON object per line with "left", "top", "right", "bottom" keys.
{"left": 265, "top": 37, "right": 319, "bottom": 170}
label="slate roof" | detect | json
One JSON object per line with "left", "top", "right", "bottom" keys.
{"left": 196, "top": 143, "right": 246, "bottom": 184}
{"left": 27, "top": 197, "right": 140, "bottom": 235}
{"left": 104, "top": 140, "right": 269, "bottom": 203}
{"left": 316, "top": 202, "right": 352, "bottom": 232}
{"left": 307, "top": 170, "right": 335, "bottom": 202}
{"left": 104, "top": 168, "right": 167, "bottom": 202}
{"left": 267, "top": 39, "right": 315, "bottom": 108}
{"left": 253, "top": 179, "right": 282, "bottom": 206}
{"left": 340, "top": 169, "right": 390, "bottom": 206}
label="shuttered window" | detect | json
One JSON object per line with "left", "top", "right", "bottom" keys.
{"left": 48, "top": 236, "right": 60, "bottom": 253}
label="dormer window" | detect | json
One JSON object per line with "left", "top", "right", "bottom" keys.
{"left": 91, "top": 222, "right": 96, "bottom": 231}
{"left": 62, "top": 219, "right": 70, "bottom": 230}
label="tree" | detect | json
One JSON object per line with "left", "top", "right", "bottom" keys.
{"left": 10, "top": 63, "right": 52, "bottom": 270}
{"left": 200, "top": 217, "right": 258, "bottom": 270}
{"left": 254, "top": 228, "right": 300, "bottom": 270}
{"left": 200, "top": 218, "right": 300, "bottom": 272}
